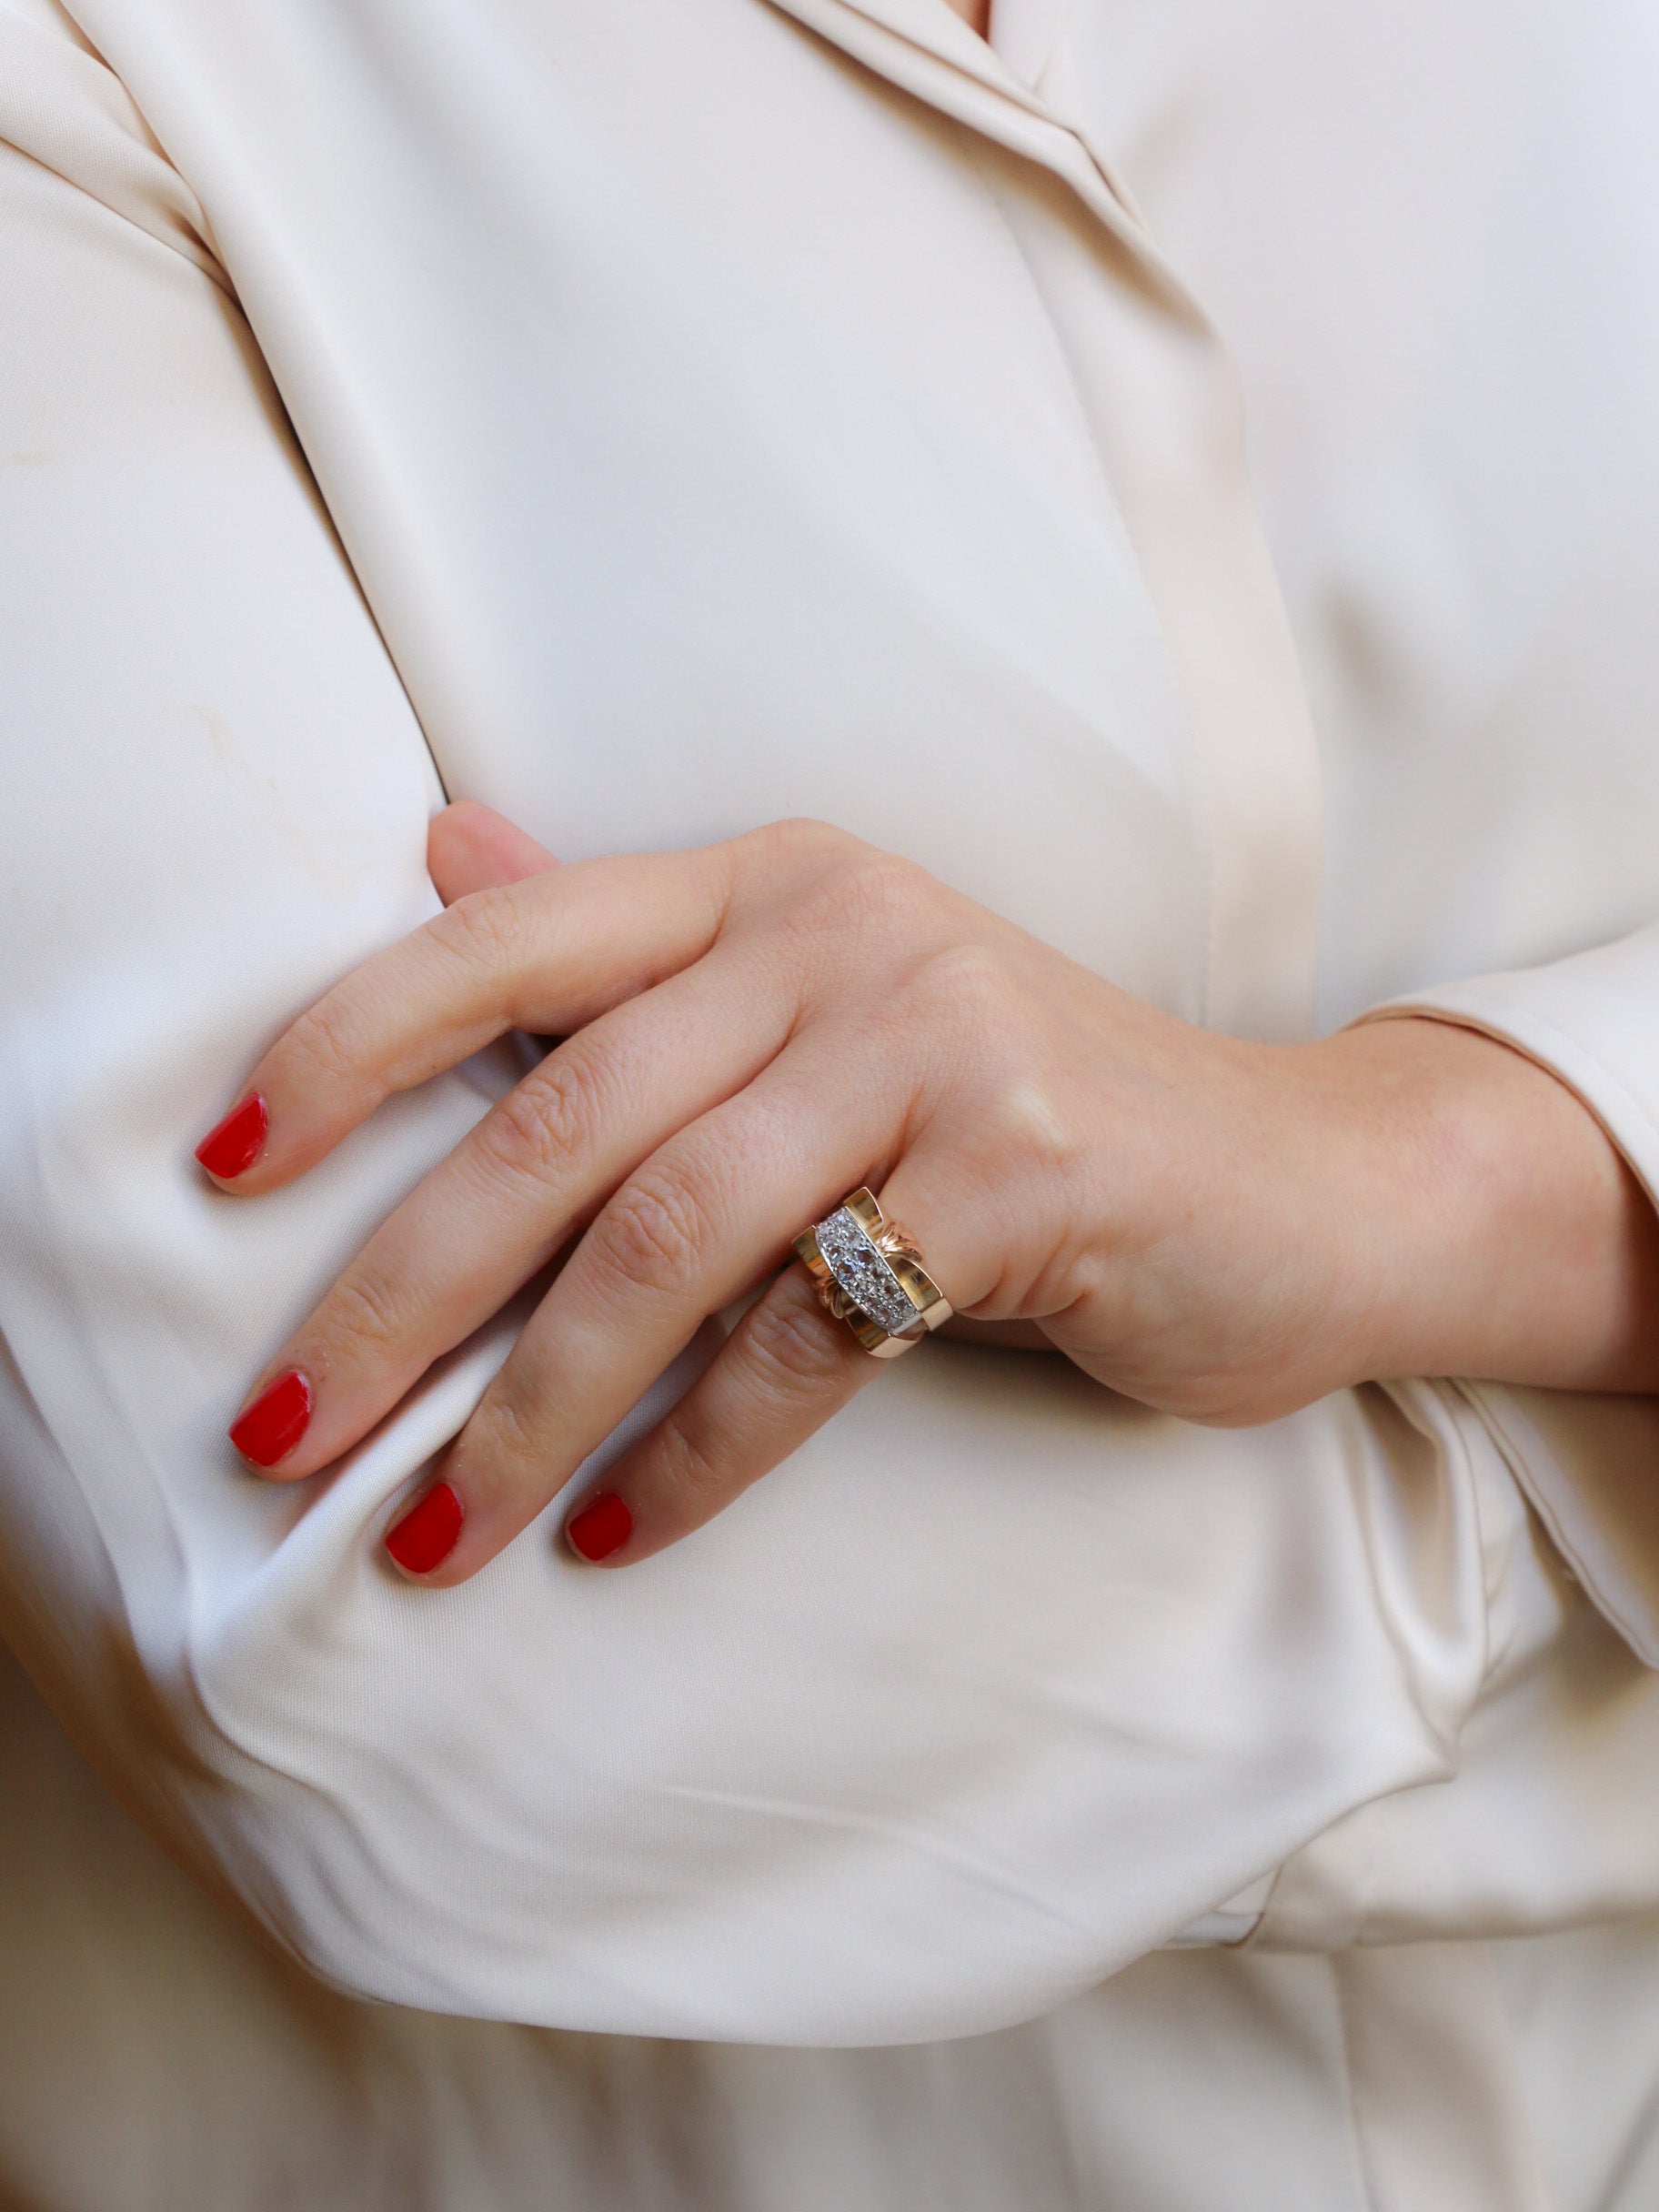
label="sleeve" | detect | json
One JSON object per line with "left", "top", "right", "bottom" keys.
{"left": 3, "top": 0, "right": 1654, "bottom": 2046}
{"left": 1365, "top": 932, "right": 1659, "bottom": 1667}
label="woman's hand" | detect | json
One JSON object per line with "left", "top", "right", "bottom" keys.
{"left": 197, "top": 804, "right": 1659, "bottom": 1579}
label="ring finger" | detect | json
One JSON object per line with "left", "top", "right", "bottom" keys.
{"left": 563, "top": 1141, "right": 988, "bottom": 1564}
{"left": 385, "top": 1028, "right": 936, "bottom": 1581}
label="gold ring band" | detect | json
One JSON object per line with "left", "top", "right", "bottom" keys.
{"left": 793, "top": 1188, "right": 953, "bottom": 1360}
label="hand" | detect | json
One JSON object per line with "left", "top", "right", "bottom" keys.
{"left": 197, "top": 805, "right": 1659, "bottom": 1579}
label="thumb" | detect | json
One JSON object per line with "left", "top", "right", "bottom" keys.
{"left": 427, "top": 799, "right": 558, "bottom": 903}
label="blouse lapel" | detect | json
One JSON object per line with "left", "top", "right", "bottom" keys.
{"left": 756, "top": 0, "right": 1327, "bottom": 1042}
{"left": 757, "top": 0, "right": 1151, "bottom": 254}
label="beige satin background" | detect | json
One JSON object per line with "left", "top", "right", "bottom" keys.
{"left": 7, "top": 0, "right": 1659, "bottom": 2201}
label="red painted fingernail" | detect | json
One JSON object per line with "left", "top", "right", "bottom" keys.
{"left": 196, "top": 1093, "right": 269, "bottom": 1180}
{"left": 567, "top": 1493, "right": 632, "bottom": 1563}
{"left": 229, "top": 1368, "right": 313, "bottom": 1467}
{"left": 385, "top": 1482, "right": 464, "bottom": 1576}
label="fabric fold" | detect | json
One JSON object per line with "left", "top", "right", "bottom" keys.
{"left": 1369, "top": 934, "right": 1659, "bottom": 1666}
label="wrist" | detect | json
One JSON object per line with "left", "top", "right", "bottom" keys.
{"left": 1296, "top": 1013, "right": 1659, "bottom": 1393}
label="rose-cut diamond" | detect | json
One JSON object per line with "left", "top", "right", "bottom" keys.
{"left": 816, "top": 1208, "right": 921, "bottom": 1336}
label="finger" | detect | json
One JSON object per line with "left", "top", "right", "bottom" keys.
{"left": 382, "top": 1029, "right": 914, "bottom": 1583}
{"left": 576, "top": 1312, "right": 1066, "bottom": 1552}
{"left": 194, "top": 843, "right": 734, "bottom": 1193}
{"left": 228, "top": 939, "right": 794, "bottom": 1477}
{"left": 568, "top": 1265, "right": 873, "bottom": 1563}
{"left": 427, "top": 800, "right": 557, "bottom": 902}
{"left": 558, "top": 1140, "right": 993, "bottom": 1565}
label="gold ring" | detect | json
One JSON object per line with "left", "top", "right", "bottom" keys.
{"left": 793, "top": 1188, "right": 953, "bottom": 1360}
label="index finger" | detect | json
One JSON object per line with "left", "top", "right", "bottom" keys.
{"left": 193, "top": 843, "right": 734, "bottom": 1192}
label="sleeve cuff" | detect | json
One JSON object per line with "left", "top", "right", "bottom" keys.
{"left": 1362, "top": 930, "right": 1659, "bottom": 1667}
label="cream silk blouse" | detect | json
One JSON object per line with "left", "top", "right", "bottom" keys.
{"left": 5, "top": 0, "right": 1659, "bottom": 2202}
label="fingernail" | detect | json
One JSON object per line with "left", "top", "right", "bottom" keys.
{"left": 196, "top": 1093, "right": 269, "bottom": 1180}
{"left": 228, "top": 1369, "right": 313, "bottom": 1467}
{"left": 567, "top": 1493, "right": 632, "bottom": 1563}
{"left": 385, "top": 1482, "right": 465, "bottom": 1576}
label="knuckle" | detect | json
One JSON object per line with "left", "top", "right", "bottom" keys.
{"left": 980, "top": 1072, "right": 1081, "bottom": 1177}
{"left": 320, "top": 1262, "right": 410, "bottom": 1362}
{"left": 912, "top": 940, "right": 1010, "bottom": 1020}
{"left": 453, "top": 1382, "right": 548, "bottom": 1513}
{"left": 648, "top": 1407, "right": 730, "bottom": 1507}
{"left": 888, "top": 941, "right": 1015, "bottom": 1079}
{"left": 477, "top": 1050, "right": 608, "bottom": 1186}
{"left": 828, "top": 850, "right": 930, "bottom": 931}
{"left": 427, "top": 881, "right": 531, "bottom": 980}
{"left": 284, "top": 988, "right": 372, "bottom": 1090}
{"left": 469, "top": 1381, "right": 542, "bottom": 1477}
{"left": 745, "top": 817, "right": 853, "bottom": 873}
{"left": 780, "top": 849, "right": 933, "bottom": 970}
{"left": 743, "top": 1285, "right": 851, "bottom": 1393}
{"left": 588, "top": 1166, "right": 717, "bottom": 1302}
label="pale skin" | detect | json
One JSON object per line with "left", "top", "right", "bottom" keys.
{"left": 198, "top": 799, "right": 1659, "bottom": 1579}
